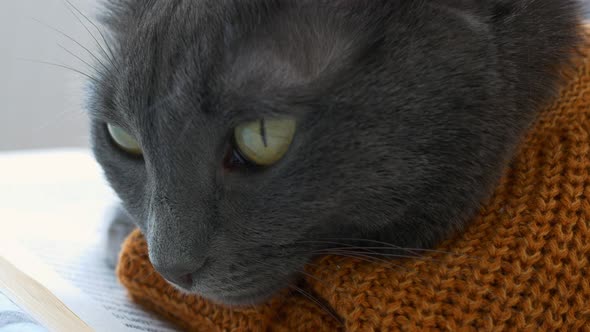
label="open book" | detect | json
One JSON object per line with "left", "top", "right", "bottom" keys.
{"left": 0, "top": 150, "right": 178, "bottom": 332}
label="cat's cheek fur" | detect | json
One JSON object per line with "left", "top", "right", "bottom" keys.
{"left": 91, "top": 121, "right": 149, "bottom": 232}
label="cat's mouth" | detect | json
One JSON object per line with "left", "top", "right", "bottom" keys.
{"left": 164, "top": 276, "right": 279, "bottom": 306}
{"left": 204, "top": 289, "right": 279, "bottom": 306}
{"left": 148, "top": 236, "right": 306, "bottom": 306}
{"left": 156, "top": 262, "right": 286, "bottom": 306}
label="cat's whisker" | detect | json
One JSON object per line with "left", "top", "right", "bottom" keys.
{"left": 298, "top": 239, "right": 418, "bottom": 257}
{"left": 295, "top": 269, "right": 331, "bottom": 288}
{"left": 16, "top": 58, "right": 100, "bottom": 83}
{"left": 299, "top": 239, "right": 440, "bottom": 262}
{"left": 313, "top": 251, "right": 411, "bottom": 273}
{"left": 308, "top": 249, "right": 433, "bottom": 290}
{"left": 289, "top": 285, "right": 343, "bottom": 326}
{"left": 254, "top": 255, "right": 330, "bottom": 287}
{"left": 63, "top": 0, "right": 119, "bottom": 73}
{"left": 302, "top": 260, "right": 321, "bottom": 268}
{"left": 31, "top": 18, "right": 110, "bottom": 74}
{"left": 313, "top": 247, "right": 442, "bottom": 263}
{"left": 320, "top": 237, "right": 477, "bottom": 258}
{"left": 299, "top": 240, "right": 421, "bottom": 257}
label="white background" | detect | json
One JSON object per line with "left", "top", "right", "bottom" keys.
{"left": 0, "top": 0, "right": 98, "bottom": 151}
{"left": 1, "top": 1, "right": 589, "bottom": 151}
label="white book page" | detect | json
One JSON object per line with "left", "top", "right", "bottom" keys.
{"left": 0, "top": 150, "right": 179, "bottom": 332}
{"left": 22, "top": 239, "right": 178, "bottom": 332}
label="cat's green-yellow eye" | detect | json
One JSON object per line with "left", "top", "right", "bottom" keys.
{"left": 234, "top": 118, "right": 296, "bottom": 166}
{"left": 107, "top": 124, "right": 143, "bottom": 156}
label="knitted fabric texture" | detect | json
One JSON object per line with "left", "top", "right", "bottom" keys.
{"left": 117, "top": 38, "right": 590, "bottom": 332}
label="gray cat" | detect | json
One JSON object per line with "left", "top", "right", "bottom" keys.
{"left": 90, "top": 0, "right": 582, "bottom": 305}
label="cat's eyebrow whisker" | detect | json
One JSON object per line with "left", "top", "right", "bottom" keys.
{"left": 289, "top": 284, "right": 343, "bottom": 326}
{"left": 31, "top": 18, "right": 111, "bottom": 75}
{"left": 57, "top": 43, "right": 102, "bottom": 76}
{"left": 64, "top": 0, "right": 117, "bottom": 70}
{"left": 63, "top": 0, "right": 120, "bottom": 74}
{"left": 16, "top": 58, "right": 100, "bottom": 83}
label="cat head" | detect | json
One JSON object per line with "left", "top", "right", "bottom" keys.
{"left": 90, "top": 0, "right": 580, "bottom": 305}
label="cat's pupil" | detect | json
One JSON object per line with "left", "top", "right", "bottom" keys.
{"left": 260, "top": 119, "right": 268, "bottom": 147}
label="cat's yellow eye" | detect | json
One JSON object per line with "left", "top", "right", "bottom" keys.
{"left": 234, "top": 118, "right": 296, "bottom": 166}
{"left": 107, "top": 124, "right": 143, "bottom": 155}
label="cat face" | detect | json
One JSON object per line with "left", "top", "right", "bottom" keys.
{"left": 90, "top": 0, "right": 580, "bottom": 304}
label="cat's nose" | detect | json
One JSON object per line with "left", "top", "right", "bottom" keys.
{"left": 146, "top": 207, "right": 212, "bottom": 289}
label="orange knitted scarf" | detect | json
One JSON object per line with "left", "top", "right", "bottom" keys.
{"left": 117, "top": 33, "right": 590, "bottom": 331}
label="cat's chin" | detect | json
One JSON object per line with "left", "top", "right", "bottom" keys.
{"left": 206, "top": 291, "right": 278, "bottom": 307}
{"left": 165, "top": 280, "right": 278, "bottom": 307}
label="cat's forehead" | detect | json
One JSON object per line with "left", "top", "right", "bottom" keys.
{"left": 98, "top": 0, "right": 377, "bottom": 126}
{"left": 108, "top": 2, "right": 220, "bottom": 115}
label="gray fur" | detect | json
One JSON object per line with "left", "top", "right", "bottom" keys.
{"left": 90, "top": 0, "right": 583, "bottom": 305}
